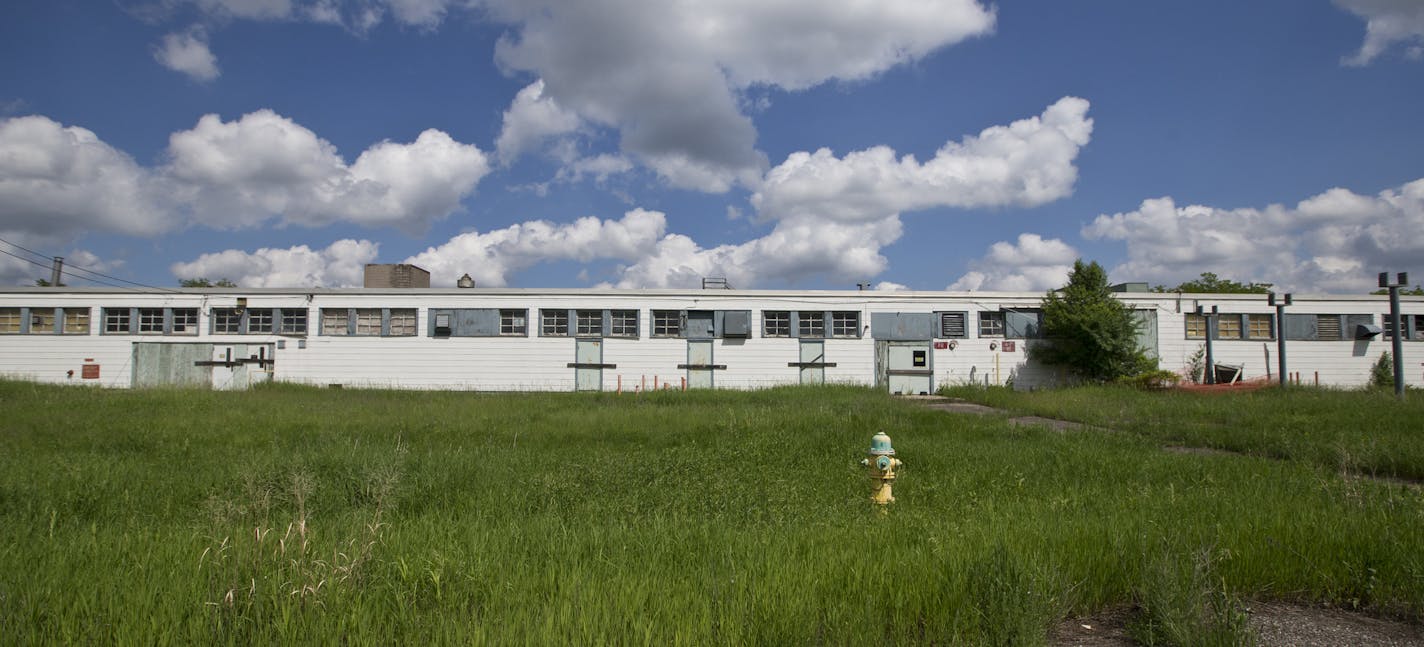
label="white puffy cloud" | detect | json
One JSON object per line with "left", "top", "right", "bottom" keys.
{"left": 164, "top": 110, "right": 489, "bottom": 232}
{"left": 153, "top": 27, "right": 220, "bottom": 81}
{"left": 947, "top": 234, "right": 1078, "bottom": 292}
{"left": 170, "top": 239, "right": 379, "bottom": 287}
{"left": 0, "top": 111, "right": 490, "bottom": 256}
{"left": 0, "top": 116, "right": 169, "bottom": 238}
{"left": 1335, "top": 0, "right": 1424, "bottom": 65}
{"left": 1083, "top": 177, "right": 1424, "bottom": 293}
{"left": 488, "top": 0, "right": 995, "bottom": 191}
{"left": 180, "top": 0, "right": 462, "bottom": 29}
{"left": 495, "top": 79, "right": 584, "bottom": 164}
{"left": 404, "top": 208, "right": 667, "bottom": 286}
{"left": 752, "top": 97, "right": 1093, "bottom": 223}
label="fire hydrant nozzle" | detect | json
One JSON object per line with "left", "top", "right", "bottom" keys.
{"left": 861, "top": 431, "right": 903, "bottom": 506}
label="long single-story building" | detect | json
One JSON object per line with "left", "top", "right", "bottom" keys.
{"left": 0, "top": 283, "right": 1419, "bottom": 391}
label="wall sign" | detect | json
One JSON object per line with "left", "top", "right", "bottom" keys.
{"left": 933, "top": 341, "right": 949, "bottom": 350}
{"left": 1002, "top": 341, "right": 1016, "bottom": 353}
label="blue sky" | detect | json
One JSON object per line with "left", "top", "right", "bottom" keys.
{"left": 1, "top": 0, "right": 1422, "bottom": 293}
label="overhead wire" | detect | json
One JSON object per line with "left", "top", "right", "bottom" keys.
{"left": 0, "top": 236, "right": 183, "bottom": 293}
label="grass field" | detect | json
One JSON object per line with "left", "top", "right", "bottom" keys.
{"left": 1, "top": 380, "right": 1422, "bottom": 645}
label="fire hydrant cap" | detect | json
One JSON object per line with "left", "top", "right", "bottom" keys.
{"left": 869, "top": 432, "right": 895, "bottom": 455}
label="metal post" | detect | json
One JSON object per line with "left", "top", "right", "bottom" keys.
{"left": 1381, "top": 272, "right": 1408, "bottom": 400}
{"left": 50, "top": 256, "right": 63, "bottom": 287}
{"left": 1197, "top": 304, "right": 1218, "bottom": 384}
{"left": 1269, "top": 292, "right": 1291, "bottom": 387}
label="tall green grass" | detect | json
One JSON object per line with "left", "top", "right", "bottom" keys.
{"left": 1, "top": 381, "right": 1422, "bottom": 643}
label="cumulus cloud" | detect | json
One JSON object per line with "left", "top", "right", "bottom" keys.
{"left": 495, "top": 79, "right": 584, "bottom": 164}
{"left": 0, "top": 111, "right": 491, "bottom": 247}
{"left": 1335, "top": 0, "right": 1424, "bottom": 65}
{"left": 0, "top": 116, "right": 169, "bottom": 238}
{"left": 1083, "top": 177, "right": 1424, "bottom": 293}
{"left": 153, "top": 27, "right": 221, "bottom": 81}
{"left": 404, "top": 208, "right": 667, "bottom": 286}
{"left": 170, "top": 239, "right": 379, "bottom": 287}
{"left": 488, "top": 0, "right": 995, "bottom": 191}
{"left": 177, "top": 0, "right": 461, "bottom": 30}
{"left": 752, "top": 97, "right": 1093, "bottom": 223}
{"left": 947, "top": 234, "right": 1078, "bottom": 291}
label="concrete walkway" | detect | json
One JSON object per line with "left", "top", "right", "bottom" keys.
{"left": 909, "top": 395, "right": 1099, "bottom": 432}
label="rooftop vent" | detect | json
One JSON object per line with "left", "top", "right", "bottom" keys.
{"left": 457, "top": 273, "right": 475, "bottom": 288}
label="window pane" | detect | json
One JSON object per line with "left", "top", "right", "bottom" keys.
{"left": 0, "top": 308, "right": 20, "bottom": 333}
{"left": 763, "top": 311, "right": 790, "bottom": 337}
{"left": 29, "top": 309, "right": 56, "bottom": 334}
{"left": 652, "top": 310, "right": 682, "bottom": 337}
{"left": 356, "top": 309, "right": 381, "bottom": 335}
{"left": 212, "top": 308, "right": 242, "bottom": 334}
{"left": 172, "top": 308, "right": 199, "bottom": 335}
{"left": 1185, "top": 314, "right": 1206, "bottom": 339}
{"left": 797, "top": 311, "right": 825, "bottom": 338}
{"left": 58, "top": 308, "right": 90, "bottom": 334}
{"left": 541, "top": 309, "right": 568, "bottom": 336}
{"left": 831, "top": 311, "right": 859, "bottom": 338}
{"left": 388, "top": 309, "right": 416, "bottom": 336}
{"left": 609, "top": 310, "right": 637, "bottom": 337}
{"left": 979, "top": 312, "right": 1005, "bottom": 337}
{"left": 500, "top": 309, "right": 527, "bottom": 336}
{"left": 248, "top": 310, "right": 273, "bottom": 334}
{"left": 1247, "top": 314, "right": 1272, "bottom": 340}
{"left": 576, "top": 310, "right": 602, "bottom": 336}
{"left": 322, "top": 309, "right": 350, "bottom": 335}
{"left": 1216, "top": 315, "right": 1241, "bottom": 340}
{"left": 279, "top": 309, "right": 307, "bottom": 334}
{"left": 138, "top": 308, "right": 165, "bottom": 333}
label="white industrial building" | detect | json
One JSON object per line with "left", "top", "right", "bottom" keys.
{"left": 0, "top": 283, "right": 1419, "bottom": 392}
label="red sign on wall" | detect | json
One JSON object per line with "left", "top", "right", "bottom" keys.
{"left": 933, "top": 341, "right": 949, "bottom": 350}
{"left": 81, "top": 364, "right": 100, "bottom": 379}
{"left": 1002, "top": 341, "right": 1017, "bottom": 353}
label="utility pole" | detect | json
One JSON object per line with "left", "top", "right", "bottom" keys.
{"left": 1268, "top": 292, "right": 1291, "bottom": 387}
{"left": 50, "top": 257, "right": 63, "bottom": 287}
{"left": 1379, "top": 272, "right": 1409, "bottom": 400}
{"left": 1196, "top": 304, "right": 1218, "bottom": 384}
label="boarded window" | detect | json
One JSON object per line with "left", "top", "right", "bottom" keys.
{"left": 1216, "top": 315, "right": 1242, "bottom": 340}
{"left": 763, "top": 311, "right": 790, "bottom": 337}
{"left": 1316, "top": 316, "right": 1341, "bottom": 341}
{"left": 1247, "top": 314, "right": 1273, "bottom": 340}
{"left": 388, "top": 309, "right": 416, "bottom": 336}
{"left": 0, "top": 307, "right": 20, "bottom": 333}
{"left": 1185, "top": 313, "right": 1206, "bottom": 339}
{"left": 355, "top": 309, "right": 381, "bottom": 335}
{"left": 29, "top": 308, "right": 55, "bottom": 334}
{"left": 62, "top": 308, "right": 89, "bottom": 334}
{"left": 798, "top": 311, "right": 825, "bottom": 338}
{"left": 939, "top": 312, "right": 967, "bottom": 338}
{"left": 831, "top": 311, "right": 860, "bottom": 338}
{"left": 608, "top": 310, "right": 637, "bottom": 338}
{"left": 652, "top": 310, "right": 682, "bottom": 337}
{"left": 322, "top": 309, "right": 350, "bottom": 335}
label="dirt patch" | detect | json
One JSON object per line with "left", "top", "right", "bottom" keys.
{"left": 1008, "top": 415, "right": 1097, "bottom": 433}
{"left": 1050, "top": 602, "right": 1424, "bottom": 646}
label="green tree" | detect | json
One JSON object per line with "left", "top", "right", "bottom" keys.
{"left": 1033, "top": 259, "right": 1151, "bottom": 382}
{"left": 1370, "top": 285, "right": 1424, "bottom": 296}
{"left": 1154, "top": 272, "right": 1272, "bottom": 294}
{"left": 180, "top": 277, "right": 237, "bottom": 288}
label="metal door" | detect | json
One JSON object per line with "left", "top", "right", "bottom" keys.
{"left": 687, "top": 340, "right": 714, "bottom": 388}
{"left": 575, "top": 338, "right": 603, "bottom": 391}
{"left": 210, "top": 344, "right": 275, "bottom": 390}
{"left": 133, "top": 343, "right": 213, "bottom": 388}
{"left": 881, "top": 341, "right": 933, "bottom": 395}
{"left": 799, "top": 340, "right": 825, "bottom": 385}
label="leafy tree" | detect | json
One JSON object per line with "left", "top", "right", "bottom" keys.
{"left": 1033, "top": 259, "right": 1152, "bottom": 382}
{"left": 34, "top": 278, "right": 62, "bottom": 287}
{"left": 1370, "top": 285, "right": 1424, "bottom": 296}
{"left": 180, "top": 277, "right": 237, "bottom": 288}
{"left": 1154, "top": 272, "right": 1272, "bottom": 294}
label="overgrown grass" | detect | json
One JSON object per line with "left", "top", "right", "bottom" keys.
{"left": 1, "top": 380, "right": 1422, "bottom": 643}
{"left": 940, "top": 383, "right": 1424, "bottom": 481}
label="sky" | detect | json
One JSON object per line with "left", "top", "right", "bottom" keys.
{"left": 1, "top": 0, "right": 1422, "bottom": 294}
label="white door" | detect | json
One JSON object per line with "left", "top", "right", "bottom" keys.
{"left": 575, "top": 338, "right": 603, "bottom": 391}
{"left": 885, "top": 342, "right": 933, "bottom": 395}
{"left": 799, "top": 340, "right": 825, "bottom": 385}
{"left": 687, "top": 340, "right": 714, "bottom": 388}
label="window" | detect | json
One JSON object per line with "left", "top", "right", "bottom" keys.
{"left": 356, "top": 309, "right": 382, "bottom": 336}
{"left": 653, "top": 310, "right": 682, "bottom": 337}
{"left": 172, "top": 308, "right": 198, "bottom": 335}
{"left": 62, "top": 308, "right": 89, "bottom": 334}
{"left": 576, "top": 310, "right": 603, "bottom": 336}
{"left": 1247, "top": 314, "right": 1273, "bottom": 340}
{"left": 1316, "top": 316, "right": 1342, "bottom": 341}
{"left": 212, "top": 308, "right": 242, "bottom": 334}
{"left": 797, "top": 311, "right": 825, "bottom": 338}
{"left": 541, "top": 309, "right": 569, "bottom": 336}
{"left": 939, "top": 312, "right": 967, "bottom": 338}
{"left": 500, "top": 309, "right": 527, "bottom": 336}
{"left": 1184, "top": 314, "right": 1206, "bottom": 339}
{"left": 29, "top": 309, "right": 55, "bottom": 334}
{"left": 138, "top": 308, "right": 165, "bottom": 334}
{"left": 608, "top": 310, "right": 637, "bottom": 338}
{"left": 831, "top": 311, "right": 860, "bottom": 338}
{"left": 388, "top": 309, "right": 416, "bottom": 336}
{"left": 279, "top": 309, "right": 307, "bottom": 335}
{"left": 979, "top": 311, "right": 1005, "bottom": 337}
{"left": 0, "top": 308, "right": 19, "bottom": 333}
{"left": 1216, "top": 315, "right": 1242, "bottom": 340}
{"left": 104, "top": 308, "right": 132, "bottom": 334}
{"left": 322, "top": 309, "right": 350, "bottom": 335}
{"left": 763, "top": 311, "right": 790, "bottom": 338}
{"left": 248, "top": 309, "right": 273, "bottom": 334}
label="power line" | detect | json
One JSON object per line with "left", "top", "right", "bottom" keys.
{"left": 0, "top": 236, "right": 183, "bottom": 293}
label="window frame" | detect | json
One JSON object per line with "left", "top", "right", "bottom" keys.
{"left": 937, "top": 311, "right": 968, "bottom": 338}
{"left": 279, "top": 308, "right": 308, "bottom": 335}
{"left": 978, "top": 311, "right": 1005, "bottom": 338}
{"left": 830, "top": 311, "right": 860, "bottom": 338}
{"left": 212, "top": 308, "right": 243, "bottom": 334}
{"left": 1246, "top": 313, "right": 1274, "bottom": 340}
{"left": 247, "top": 309, "right": 274, "bottom": 334}
{"left": 500, "top": 309, "right": 528, "bottom": 337}
{"left": 28, "top": 308, "right": 57, "bottom": 334}
{"left": 763, "top": 311, "right": 791, "bottom": 338}
{"left": 540, "top": 309, "right": 570, "bottom": 337}
{"left": 387, "top": 309, "right": 417, "bottom": 337}
{"left": 652, "top": 310, "right": 683, "bottom": 338}
{"left": 608, "top": 309, "right": 638, "bottom": 338}
{"left": 797, "top": 311, "right": 825, "bottom": 339}
{"left": 575, "top": 309, "right": 603, "bottom": 337}
{"left": 0, "top": 307, "right": 21, "bottom": 334}
{"left": 171, "top": 308, "right": 199, "bottom": 336}
{"left": 136, "top": 307, "right": 165, "bottom": 334}
{"left": 1216, "top": 314, "right": 1242, "bottom": 340}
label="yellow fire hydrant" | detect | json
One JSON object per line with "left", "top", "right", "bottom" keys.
{"left": 861, "top": 431, "right": 903, "bottom": 506}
